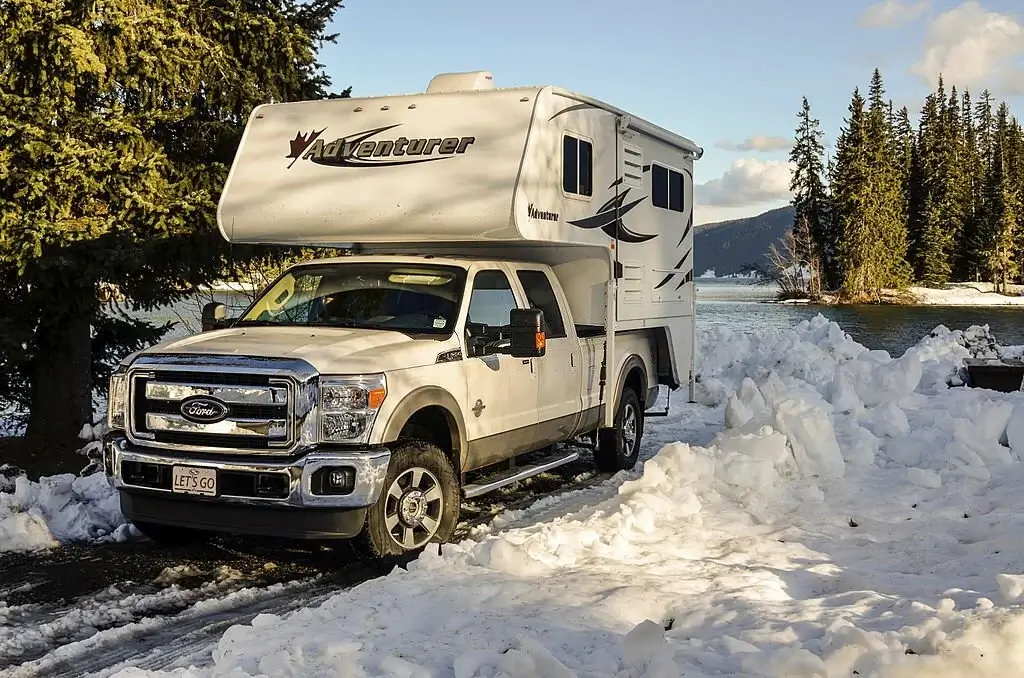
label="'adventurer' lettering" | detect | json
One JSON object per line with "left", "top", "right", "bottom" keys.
{"left": 527, "top": 204, "right": 559, "bottom": 222}
{"left": 287, "top": 124, "right": 475, "bottom": 169}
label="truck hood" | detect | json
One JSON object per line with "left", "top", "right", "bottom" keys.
{"left": 141, "top": 326, "right": 456, "bottom": 374}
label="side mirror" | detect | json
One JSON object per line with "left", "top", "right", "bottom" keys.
{"left": 507, "top": 308, "right": 545, "bottom": 358}
{"left": 201, "top": 302, "right": 229, "bottom": 332}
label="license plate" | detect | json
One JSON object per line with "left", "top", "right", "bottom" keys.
{"left": 171, "top": 466, "right": 217, "bottom": 496}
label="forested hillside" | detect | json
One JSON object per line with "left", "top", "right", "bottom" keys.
{"left": 788, "top": 69, "right": 1023, "bottom": 301}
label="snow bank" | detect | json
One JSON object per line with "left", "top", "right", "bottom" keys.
{"left": 105, "top": 315, "right": 1024, "bottom": 678}
{"left": 0, "top": 423, "right": 130, "bottom": 553}
{"left": 910, "top": 282, "right": 1024, "bottom": 306}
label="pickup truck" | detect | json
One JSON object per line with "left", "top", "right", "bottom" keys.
{"left": 104, "top": 255, "right": 659, "bottom": 558}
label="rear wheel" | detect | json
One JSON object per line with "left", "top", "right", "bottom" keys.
{"left": 595, "top": 387, "right": 643, "bottom": 472}
{"left": 356, "top": 440, "right": 460, "bottom": 563}
{"left": 132, "top": 521, "right": 211, "bottom": 548}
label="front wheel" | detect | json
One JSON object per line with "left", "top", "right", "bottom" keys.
{"left": 595, "top": 387, "right": 644, "bottom": 472}
{"left": 356, "top": 440, "right": 460, "bottom": 562}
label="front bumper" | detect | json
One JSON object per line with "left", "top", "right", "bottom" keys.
{"left": 104, "top": 436, "right": 391, "bottom": 509}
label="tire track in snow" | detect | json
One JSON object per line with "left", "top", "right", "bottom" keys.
{"left": 1, "top": 461, "right": 615, "bottom": 678}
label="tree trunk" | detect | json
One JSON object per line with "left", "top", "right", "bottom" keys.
{"left": 24, "top": 312, "right": 93, "bottom": 476}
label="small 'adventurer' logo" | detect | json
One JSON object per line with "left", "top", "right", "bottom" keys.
{"left": 179, "top": 396, "right": 229, "bottom": 424}
{"left": 527, "top": 204, "right": 559, "bottom": 222}
{"left": 287, "top": 124, "right": 475, "bottom": 169}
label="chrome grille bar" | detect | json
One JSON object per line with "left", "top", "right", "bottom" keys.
{"left": 145, "top": 413, "right": 288, "bottom": 438}
{"left": 145, "top": 382, "right": 288, "bottom": 406}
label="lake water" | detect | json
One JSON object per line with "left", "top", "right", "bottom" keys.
{"left": 697, "top": 278, "right": 1024, "bottom": 355}
{"left": 138, "top": 279, "right": 1024, "bottom": 358}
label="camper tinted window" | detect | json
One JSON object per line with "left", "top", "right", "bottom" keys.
{"left": 516, "top": 269, "right": 566, "bottom": 338}
{"left": 562, "top": 134, "right": 593, "bottom": 197}
{"left": 468, "top": 270, "right": 519, "bottom": 328}
{"left": 652, "top": 163, "right": 685, "bottom": 213}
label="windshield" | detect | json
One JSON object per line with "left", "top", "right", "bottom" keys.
{"left": 237, "top": 262, "right": 467, "bottom": 334}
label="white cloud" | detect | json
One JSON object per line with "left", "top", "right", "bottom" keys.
{"left": 696, "top": 158, "right": 794, "bottom": 208}
{"left": 715, "top": 135, "right": 791, "bottom": 153}
{"left": 910, "top": 1, "right": 1024, "bottom": 94}
{"left": 858, "top": 0, "right": 931, "bottom": 29}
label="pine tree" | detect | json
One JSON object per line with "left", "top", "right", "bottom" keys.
{"left": 788, "top": 97, "right": 832, "bottom": 293}
{"left": 984, "top": 103, "right": 1019, "bottom": 292}
{"left": 864, "top": 69, "right": 911, "bottom": 291}
{"left": 893, "top": 106, "right": 915, "bottom": 237}
{"left": 957, "top": 90, "right": 985, "bottom": 281}
{"left": 0, "top": 0, "right": 348, "bottom": 471}
{"left": 910, "top": 79, "right": 955, "bottom": 286}
{"left": 830, "top": 88, "right": 871, "bottom": 299}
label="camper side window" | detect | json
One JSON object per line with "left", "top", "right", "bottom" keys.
{"left": 562, "top": 134, "right": 593, "bottom": 197}
{"left": 652, "top": 164, "right": 685, "bottom": 212}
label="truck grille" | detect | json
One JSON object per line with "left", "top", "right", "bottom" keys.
{"left": 129, "top": 370, "right": 294, "bottom": 452}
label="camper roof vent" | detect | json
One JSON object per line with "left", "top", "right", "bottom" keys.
{"left": 426, "top": 71, "right": 494, "bottom": 94}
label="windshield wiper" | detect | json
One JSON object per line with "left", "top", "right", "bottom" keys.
{"left": 314, "top": 320, "right": 370, "bottom": 329}
{"left": 234, "top": 319, "right": 303, "bottom": 327}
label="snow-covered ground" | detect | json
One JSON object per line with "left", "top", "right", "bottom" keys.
{"left": 5, "top": 316, "right": 1024, "bottom": 677}
{"left": 909, "top": 283, "right": 1024, "bottom": 306}
{"left": 0, "top": 424, "right": 134, "bottom": 553}
{"left": 698, "top": 268, "right": 757, "bottom": 279}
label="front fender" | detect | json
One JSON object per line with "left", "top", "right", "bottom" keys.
{"left": 379, "top": 386, "right": 469, "bottom": 468}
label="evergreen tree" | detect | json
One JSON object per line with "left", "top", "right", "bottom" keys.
{"left": 985, "top": 104, "right": 1019, "bottom": 292}
{"left": 788, "top": 96, "right": 832, "bottom": 291}
{"left": 864, "top": 69, "right": 911, "bottom": 291}
{"left": 910, "top": 81, "right": 955, "bottom": 286}
{"left": 0, "top": 0, "right": 348, "bottom": 472}
{"left": 893, "top": 106, "right": 915, "bottom": 237}
{"left": 830, "top": 88, "right": 871, "bottom": 299}
{"left": 957, "top": 90, "right": 985, "bottom": 281}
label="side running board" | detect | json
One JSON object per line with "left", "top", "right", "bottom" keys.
{"left": 462, "top": 449, "right": 580, "bottom": 499}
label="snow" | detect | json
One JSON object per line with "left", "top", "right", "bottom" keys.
{"left": 63, "top": 313, "right": 1023, "bottom": 678}
{"left": 910, "top": 282, "right": 1024, "bottom": 306}
{"left": 0, "top": 423, "right": 134, "bottom": 553}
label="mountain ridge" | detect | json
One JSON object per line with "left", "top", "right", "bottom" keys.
{"left": 693, "top": 205, "right": 796, "bottom": 277}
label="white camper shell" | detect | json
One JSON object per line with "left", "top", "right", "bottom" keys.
{"left": 103, "top": 71, "right": 702, "bottom": 559}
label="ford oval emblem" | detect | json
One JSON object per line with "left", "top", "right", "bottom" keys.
{"left": 179, "top": 396, "right": 229, "bottom": 424}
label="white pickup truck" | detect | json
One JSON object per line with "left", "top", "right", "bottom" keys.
{"left": 103, "top": 71, "right": 702, "bottom": 559}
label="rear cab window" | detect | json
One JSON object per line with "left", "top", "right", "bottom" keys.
{"left": 515, "top": 269, "right": 567, "bottom": 338}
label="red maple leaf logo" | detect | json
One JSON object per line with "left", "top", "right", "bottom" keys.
{"left": 286, "top": 128, "right": 326, "bottom": 167}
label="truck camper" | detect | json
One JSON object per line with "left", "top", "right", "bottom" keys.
{"left": 103, "top": 71, "right": 703, "bottom": 558}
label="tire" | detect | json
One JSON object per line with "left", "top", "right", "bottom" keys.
{"left": 594, "top": 387, "right": 644, "bottom": 472}
{"left": 132, "top": 521, "right": 211, "bottom": 548}
{"left": 356, "top": 440, "right": 460, "bottom": 563}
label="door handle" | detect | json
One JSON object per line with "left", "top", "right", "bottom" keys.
{"left": 522, "top": 359, "right": 530, "bottom": 365}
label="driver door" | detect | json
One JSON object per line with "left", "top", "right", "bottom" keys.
{"left": 461, "top": 266, "right": 540, "bottom": 471}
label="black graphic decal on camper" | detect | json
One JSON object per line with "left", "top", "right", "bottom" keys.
{"left": 652, "top": 166, "right": 695, "bottom": 290}
{"left": 287, "top": 125, "right": 476, "bottom": 169}
{"left": 548, "top": 102, "right": 598, "bottom": 122}
{"left": 568, "top": 173, "right": 659, "bottom": 244}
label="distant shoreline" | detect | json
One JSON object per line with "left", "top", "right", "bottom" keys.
{"left": 768, "top": 283, "right": 1024, "bottom": 308}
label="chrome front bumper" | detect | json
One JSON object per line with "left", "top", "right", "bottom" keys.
{"left": 105, "top": 437, "right": 391, "bottom": 509}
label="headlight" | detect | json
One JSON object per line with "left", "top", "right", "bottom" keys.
{"left": 319, "top": 374, "right": 386, "bottom": 444}
{"left": 107, "top": 370, "right": 129, "bottom": 431}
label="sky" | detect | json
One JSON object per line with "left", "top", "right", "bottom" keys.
{"left": 319, "top": 0, "right": 1024, "bottom": 225}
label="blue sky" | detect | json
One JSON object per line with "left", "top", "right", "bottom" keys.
{"left": 319, "top": 0, "right": 1024, "bottom": 224}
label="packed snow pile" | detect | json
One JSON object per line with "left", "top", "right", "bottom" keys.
{"left": 0, "top": 422, "right": 132, "bottom": 553}
{"left": 95, "top": 314, "right": 1024, "bottom": 678}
